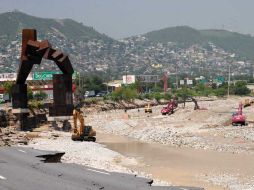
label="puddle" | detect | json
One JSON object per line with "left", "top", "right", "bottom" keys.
{"left": 97, "top": 132, "right": 254, "bottom": 190}
{"left": 36, "top": 152, "right": 65, "bottom": 163}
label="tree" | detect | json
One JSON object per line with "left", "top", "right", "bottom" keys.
{"left": 176, "top": 87, "right": 195, "bottom": 107}
{"left": 83, "top": 75, "right": 106, "bottom": 93}
{"left": 33, "top": 91, "right": 47, "bottom": 100}
{"left": 27, "top": 87, "right": 33, "bottom": 100}
{"left": 233, "top": 81, "right": 250, "bottom": 95}
{"left": 214, "top": 87, "right": 227, "bottom": 97}
{"left": 3, "top": 81, "right": 14, "bottom": 96}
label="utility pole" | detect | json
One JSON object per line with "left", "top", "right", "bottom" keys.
{"left": 175, "top": 64, "right": 178, "bottom": 89}
{"left": 227, "top": 64, "right": 231, "bottom": 98}
{"left": 79, "top": 72, "right": 81, "bottom": 92}
{"left": 125, "top": 66, "right": 128, "bottom": 85}
{"left": 228, "top": 54, "right": 235, "bottom": 98}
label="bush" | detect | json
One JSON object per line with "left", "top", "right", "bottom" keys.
{"left": 33, "top": 91, "right": 47, "bottom": 100}
{"left": 214, "top": 87, "right": 227, "bottom": 97}
{"left": 28, "top": 100, "right": 43, "bottom": 109}
{"left": 176, "top": 87, "right": 195, "bottom": 100}
{"left": 3, "top": 81, "right": 14, "bottom": 97}
{"left": 84, "top": 98, "right": 98, "bottom": 104}
{"left": 109, "top": 87, "right": 137, "bottom": 102}
{"left": 163, "top": 93, "right": 172, "bottom": 100}
{"left": 233, "top": 81, "right": 251, "bottom": 95}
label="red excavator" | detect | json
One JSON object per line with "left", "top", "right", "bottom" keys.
{"left": 232, "top": 102, "right": 246, "bottom": 126}
{"left": 161, "top": 98, "right": 178, "bottom": 115}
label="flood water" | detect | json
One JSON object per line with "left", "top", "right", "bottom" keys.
{"left": 97, "top": 132, "right": 254, "bottom": 190}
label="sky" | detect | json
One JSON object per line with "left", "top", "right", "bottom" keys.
{"left": 0, "top": 0, "right": 254, "bottom": 39}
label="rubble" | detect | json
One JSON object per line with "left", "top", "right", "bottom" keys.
{"left": 86, "top": 97, "right": 254, "bottom": 154}
{"left": 0, "top": 127, "right": 29, "bottom": 146}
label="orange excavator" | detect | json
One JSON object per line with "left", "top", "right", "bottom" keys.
{"left": 71, "top": 108, "right": 96, "bottom": 142}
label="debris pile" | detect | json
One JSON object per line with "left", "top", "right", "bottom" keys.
{"left": 0, "top": 127, "right": 29, "bottom": 147}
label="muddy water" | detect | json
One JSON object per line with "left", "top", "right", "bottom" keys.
{"left": 97, "top": 132, "right": 254, "bottom": 190}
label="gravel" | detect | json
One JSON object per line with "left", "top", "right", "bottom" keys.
{"left": 86, "top": 98, "right": 254, "bottom": 154}
{"left": 26, "top": 131, "right": 171, "bottom": 187}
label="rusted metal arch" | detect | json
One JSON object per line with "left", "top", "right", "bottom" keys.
{"left": 16, "top": 29, "right": 74, "bottom": 84}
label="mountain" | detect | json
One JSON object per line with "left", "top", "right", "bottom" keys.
{"left": 0, "top": 11, "right": 112, "bottom": 42}
{"left": 144, "top": 26, "right": 254, "bottom": 60}
{"left": 0, "top": 11, "right": 122, "bottom": 76}
{"left": 145, "top": 26, "right": 203, "bottom": 47}
{"left": 0, "top": 11, "right": 253, "bottom": 79}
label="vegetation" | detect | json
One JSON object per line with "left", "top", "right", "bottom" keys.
{"left": 33, "top": 91, "right": 48, "bottom": 100}
{"left": 233, "top": 81, "right": 251, "bottom": 95}
{"left": 76, "top": 75, "right": 107, "bottom": 94}
{"left": 28, "top": 100, "right": 43, "bottom": 109}
{"left": 3, "top": 81, "right": 14, "bottom": 97}
{"left": 105, "top": 80, "right": 251, "bottom": 103}
{"left": 145, "top": 26, "right": 203, "bottom": 47}
{"left": 145, "top": 26, "right": 254, "bottom": 60}
{"left": 0, "top": 11, "right": 112, "bottom": 42}
{"left": 109, "top": 84, "right": 138, "bottom": 102}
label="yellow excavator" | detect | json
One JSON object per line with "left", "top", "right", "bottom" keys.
{"left": 144, "top": 103, "right": 152, "bottom": 113}
{"left": 71, "top": 109, "right": 96, "bottom": 142}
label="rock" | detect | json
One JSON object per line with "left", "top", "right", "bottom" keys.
{"left": 17, "top": 140, "right": 28, "bottom": 145}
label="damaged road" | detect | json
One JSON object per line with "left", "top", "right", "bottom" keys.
{"left": 0, "top": 147, "right": 203, "bottom": 190}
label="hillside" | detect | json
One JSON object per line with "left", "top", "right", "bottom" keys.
{"left": 0, "top": 11, "right": 111, "bottom": 42}
{"left": 0, "top": 11, "right": 122, "bottom": 75}
{"left": 0, "top": 11, "right": 253, "bottom": 79}
{"left": 145, "top": 26, "right": 254, "bottom": 59}
{"left": 200, "top": 29, "right": 254, "bottom": 59}
{"left": 145, "top": 26, "right": 204, "bottom": 47}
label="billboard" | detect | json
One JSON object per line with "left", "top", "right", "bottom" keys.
{"left": 187, "top": 79, "right": 193, "bottom": 85}
{"left": 180, "top": 80, "right": 185, "bottom": 85}
{"left": 123, "top": 75, "right": 136, "bottom": 84}
{"left": 136, "top": 75, "right": 159, "bottom": 83}
{"left": 0, "top": 73, "right": 32, "bottom": 81}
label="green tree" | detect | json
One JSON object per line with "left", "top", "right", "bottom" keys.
{"left": 176, "top": 87, "right": 194, "bottom": 100}
{"left": 3, "top": 81, "right": 14, "bottom": 96}
{"left": 33, "top": 91, "right": 47, "bottom": 100}
{"left": 109, "top": 86, "right": 137, "bottom": 102}
{"left": 27, "top": 87, "right": 33, "bottom": 100}
{"left": 83, "top": 75, "right": 106, "bottom": 93}
{"left": 214, "top": 87, "right": 227, "bottom": 97}
{"left": 233, "top": 81, "right": 250, "bottom": 95}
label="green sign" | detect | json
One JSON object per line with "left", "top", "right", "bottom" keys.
{"left": 33, "top": 71, "right": 62, "bottom": 80}
{"left": 33, "top": 71, "right": 78, "bottom": 80}
{"left": 216, "top": 76, "right": 225, "bottom": 83}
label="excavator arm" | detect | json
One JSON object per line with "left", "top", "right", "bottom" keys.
{"left": 71, "top": 109, "right": 96, "bottom": 142}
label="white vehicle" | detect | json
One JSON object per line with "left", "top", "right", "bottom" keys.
{"left": 0, "top": 94, "right": 4, "bottom": 103}
{"left": 84, "top": 91, "right": 95, "bottom": 98}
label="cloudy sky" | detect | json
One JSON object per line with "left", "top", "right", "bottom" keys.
{"left": 0, "top": 0, "right": 253, "bottom": 39}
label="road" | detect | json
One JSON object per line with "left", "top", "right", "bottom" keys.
{"left": 0, "top": 147, "right": 204, "bottom": 190}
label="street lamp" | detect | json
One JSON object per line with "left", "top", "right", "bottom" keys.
{"left": 125, "top": 66, "right": 128, "bottom": 85}
{"left": 228, "top": 54, "right": 235, "bottom": 98}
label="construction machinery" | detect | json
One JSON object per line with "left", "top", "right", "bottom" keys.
{"left": 144, "top": 103, "right": 152, "bottom": 113}
{"left": 161, "top": 98, "right": 178, "bottom": 115}
{"left": 243, "top": 99, "right": 251, "bottom": 108}
{"left": 232, "top": 102, "right": 246, "bottom": 126}
{"left": 71, "top": 109, "right": 96, "bottom": 142}
{"left": 243, "top": 98, "right": 254, "bottom": 108}
{"left": 190, "top": 97, "right": 200, "bottom": 110}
